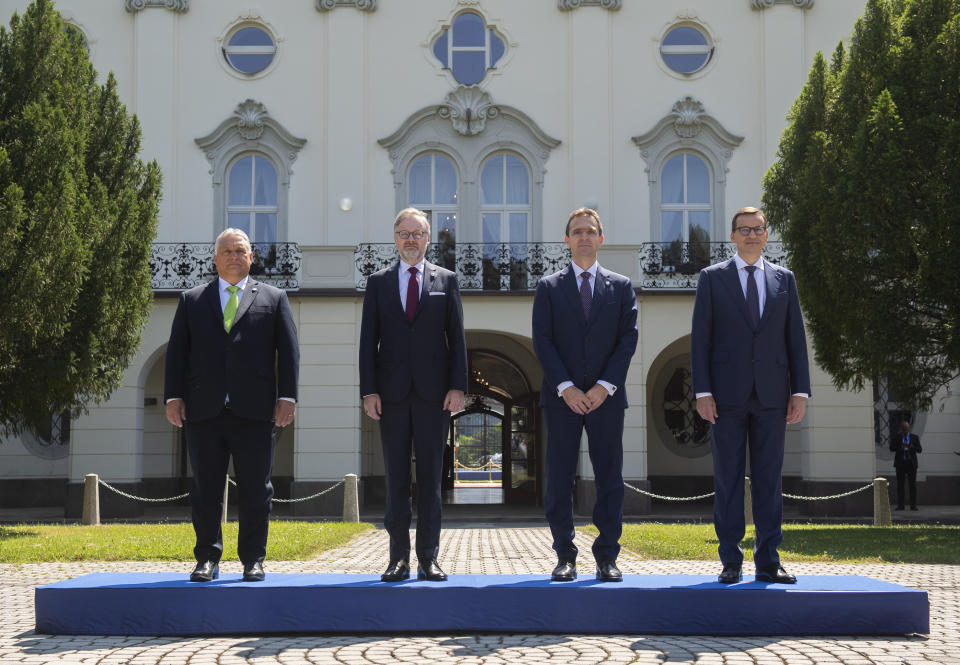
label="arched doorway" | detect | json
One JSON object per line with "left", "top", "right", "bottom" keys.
{"left": 445, "top": 349, "right": 540, "bottom": 505}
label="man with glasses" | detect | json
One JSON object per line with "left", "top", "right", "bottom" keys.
{"left": 359, "top": 208, "right": 467, "bottom": 582}
{"left": 691, "top": 206, "right": 811, "bottom": 585}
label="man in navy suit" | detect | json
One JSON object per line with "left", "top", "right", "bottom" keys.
{"left": 532, "top": 208, "right": 638, "bottom": 582}
{"left": 165, "top": 228, "right": 299, "bottom": 582}
{"left": 359, "top": 208, "right": 468, "bottom": 582}
{"left": 691, "top": 206, "right": 811, "bottom": 584}
{"left": 890, "top": 420, "right": 921, "bottom": 510}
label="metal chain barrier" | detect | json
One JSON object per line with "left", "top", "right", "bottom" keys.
{"left": 626, "top": 481, "right": 874, "bottom": 503}
{"left": 98, "top": 477, "right": 345, "bottom": 504}
{"left": 271, "top": 480, "right": 344, "bottom": 503}
{"left": 783, "top": 483, "right": 872, "bottom": 501}
{"left": 98, "top": 478, "right": 189, "bottom": 503}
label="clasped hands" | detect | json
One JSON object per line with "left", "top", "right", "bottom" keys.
{"left": 362, "top": 389, "right": 466, "bottom": 421}
{"left": 561, "top": 384, "right": 609, "bottom": 415}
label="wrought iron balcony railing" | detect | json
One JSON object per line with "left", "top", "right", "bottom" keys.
{"left": 355, "top": 243, "right": 570, "bottom": 291}
{"left": 150, "top": 242, "right": 301, "bottom": 290}
{"left": 639, "top": 241, "right": 787, "bottom": 289}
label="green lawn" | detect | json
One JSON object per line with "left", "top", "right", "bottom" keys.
{"left": 603, "top": 523, "right": 960, "bottom": 564}
{"left": 0, "top": 521, "right": 373, "bottom": 563}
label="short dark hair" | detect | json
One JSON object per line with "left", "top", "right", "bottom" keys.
{"left": 731, "top": 206, "right": 767, "bottom": 232}
{"left": 565, "top": 208, "right": 603, "bottom": 237}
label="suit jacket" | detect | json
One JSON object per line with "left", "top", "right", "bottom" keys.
{"left": 164, "top": 278, "right": 299, "bottom": 422}
{"left": 532, "top": 264, "right": 638, "bottom": 409}
{"left": 890, "top": 432, "right": 921, "bottom": 469}
{"left": 358, "top": 260, "right": 467, "bottom": 402}
{"left": 690, "top": 258, "right": 811, "bottom": 409}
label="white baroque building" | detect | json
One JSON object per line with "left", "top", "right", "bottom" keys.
{"left": 2, "top": 0, "right": 958, "bottom": 518}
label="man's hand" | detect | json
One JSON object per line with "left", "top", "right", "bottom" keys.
{"left": 443, "top": 389, "right": 466, "bottom": 413}
{"left": 165, "top": 399, "right": 186, "bottom": 427}
{"left": 561, "top": 386, "right": 592, "bottom": 415}
{"left": 786, "top": 395, "right": 807, "bottom": 425}
{"left": 696, "top": 395, "right": 717, "bottom": 424}
{"left": 275, "top": 400, "right": 296, "bottom": 427}
{"left": 584, "top": 384, "right": 609, "bottom": 412}
{"left": 363, "top": 394, "right": 382, "bottom": 421}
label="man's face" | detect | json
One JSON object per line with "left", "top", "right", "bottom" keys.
{"left": 394, "top": 215, "right": 430, "bottom": 264}
{"left": 565, "top": 215, "right": 603, "bottom": 264}
{"left": 213, "top": 234, "right": 253, "bottom": 284}
{"left": 730, "top": 212, "right": 769, "bottom": 257}
{"left": 901, "top": 422, "right": 911, "bottom": 435}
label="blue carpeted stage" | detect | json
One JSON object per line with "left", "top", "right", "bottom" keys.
{"left": 35, "top": 573, "right": 928, "bottom": 636}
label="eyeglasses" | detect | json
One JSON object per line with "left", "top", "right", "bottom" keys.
{"left": 396, "top": 231, "right": 428, "bottom": 240}
{"left": 734, "top": 226, "right": 767, "bottom": 237}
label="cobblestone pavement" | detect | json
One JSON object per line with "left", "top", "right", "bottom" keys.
{"left": 2, "top": 525, "right": 958, "bottom": 664}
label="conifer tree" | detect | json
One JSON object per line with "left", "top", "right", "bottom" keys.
{"left": 763, "top": 0, "right": 960, "bottom": 410}
{"left": 0, "top": 0, "right": 162, "bottom": 436}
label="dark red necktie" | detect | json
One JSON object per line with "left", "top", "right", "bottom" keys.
{"left": 405, "top": 266, "right": 419, "bottom": 321}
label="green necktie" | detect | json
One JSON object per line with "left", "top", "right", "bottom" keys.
{"left": 223, "top": 285, "right": 239, "bottom": 332}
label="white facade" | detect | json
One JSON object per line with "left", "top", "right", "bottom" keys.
{"left": 2, "top": 0, "right": 958, "bottom": 516}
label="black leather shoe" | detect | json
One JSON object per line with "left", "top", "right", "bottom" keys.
{"left": 551, "top": 560, "right": 577, "bottom": 582}
{"left": 189, "top": 560, "right": 219, "bottom": 582}
{"left": 381, "top": 558, "right": 410, "bottom": 582}
{"left": 417, "top": 559, "right": 448, "bottom": 581}
{"left": 242, "top": 561, "right": 265, "bottom": 582}
{"left": 755, "top": 564, "right": 797, "bottom": 584}
{"left": 718, "top": 564, "right": 742, "bottom": 584}
{"left": 596, "top": 560, "right": 622, "bottom": 582}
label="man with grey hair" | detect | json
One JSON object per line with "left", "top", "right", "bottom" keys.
{"left": 359, "top": 208, "right": 467, "bottom": 582}
{"left": 165, "top": 228, "right": 299, "bottom": 583}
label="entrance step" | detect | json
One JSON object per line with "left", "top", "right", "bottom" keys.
{"left": 36, "top": 573, "right": 927, "bottom": 636}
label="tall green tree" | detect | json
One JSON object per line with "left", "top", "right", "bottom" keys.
{"left": 0, "top": 0, "right": 162, "bottom": 437}
{"left": 763, "top": 0, "right": 960, "bottom": 410}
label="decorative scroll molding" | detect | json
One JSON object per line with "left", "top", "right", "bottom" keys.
{"left": 558, "top": 0, "right": 621, "bottom": 10}
{"left": 751, "top": 0, "right": 814, "bottom": 9}
{"left": 438, "top": 87, "right": 499, "bottom": 136}
{"left": 633, "top": 97, "right": 743, "bottom": 152}
{"left": 124, "top": 0, "right": 188, "bottom": 13}
{"left": 315, "top": 0, "right": 377, "bottom": 11}
{"left": 195, "top": 100, "right": 306, "bottom": 173}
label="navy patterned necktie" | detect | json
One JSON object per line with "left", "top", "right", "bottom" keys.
{"left": 745, "top": 265, "right": 760, "bottom": 329}
{"left": 580, "top": 272, "right": 592, "bottom": 318}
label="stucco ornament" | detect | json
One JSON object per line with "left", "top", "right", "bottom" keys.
{"left": 672, "top": 97, "right": 705, "bottom": 138}
{"left": 124, "top": 0, "right": 188, "bottom": 13}
{"left": 235, "top": 100, "right": 267, "bottom": 140}
{"left": 315, "top": 0, "right": 377, "bottom": 11}
{"left": 438, "top": 87, "right": 499, "bottom": 136}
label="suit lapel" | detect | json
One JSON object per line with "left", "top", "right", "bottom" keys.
{"left": 719, "top": 259, "right": 752, "bottom": 327}
{"left": 230, "top": 278, "right": 260, "bottom": 332}
{"left": 204, "top": 279, "right": 227, "bottom": 334}
{"left": 757, "top": 264, "right": 783, "bottom": 330}
{"left": 414, "top": 261, "right": 439, "bottom": 321}
{"left": 561, "top": 264, "right": 586, "bottom": 326}
{"left": 386, "top": 262, "right": 406, "bottom": 321}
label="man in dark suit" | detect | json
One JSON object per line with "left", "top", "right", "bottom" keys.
{"left": 532, "top": 208, "right": 638, "bottom": 583}
{"left": 359, "top": 208, "right": 467, "bottom": 582}
{"left": 890, "top": 420, "right": 921, "bottom": 510}
{"left": 165, "top": 228, "right": 299, "bottom": 582}
{"left": 691, "top": 206, "right": 810, "bottom": 585}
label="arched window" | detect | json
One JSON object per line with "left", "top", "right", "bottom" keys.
{"left": 408, "top": 153, "right": 458, "bottom": 268}
{"left": 480, "top": 153, "right": 531, "bottom": 289}
{"left": 227, "top": 154, "right": 278, "bottom": 243}
{"left": 432, "top": 11, "right": 506, "bottom": 85}
{"left": 660, "top": 152, "right": 711, "bottom": 269}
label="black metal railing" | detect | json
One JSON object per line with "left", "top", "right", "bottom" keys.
{"left": 354, "top": 243, "right": 570, "bottom": 291}
{"left": 639, "top": 241, "right": 787, "bottom": 289}
{"left": 150, "top": 242, "right": 301, "bottom": 290}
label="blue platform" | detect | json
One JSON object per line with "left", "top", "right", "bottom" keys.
{"left": 35, "top": 573, "right": 928, "bottom": 636}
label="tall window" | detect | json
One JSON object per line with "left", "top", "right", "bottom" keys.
{"left": 227, "top": 154, "right": 278, "bottom": 243}
{"left": 432, "top": 11, "right": 506, "bottom": 85}
{"left": 480, "top": 153, "right": 530, "bottom": 289}
{"left": 408, "top": 153, "right": 458, "bottom": 269}
{"left": 660, "top": 152, "right": 711, "bottom": 268}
